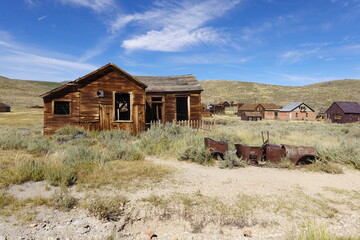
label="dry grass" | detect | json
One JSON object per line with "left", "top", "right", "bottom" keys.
{"left": 201, "top": 79, "right": 360, "bottom": 111}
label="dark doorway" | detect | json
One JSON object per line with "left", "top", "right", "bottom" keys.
{"left": 176, "top": 97, "right": 188, "bottom": 121}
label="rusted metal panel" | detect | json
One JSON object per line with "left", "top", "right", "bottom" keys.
{"left": 204, "top": 138, "right": 228, "bottom": 159}
{"left": 265, "top": 144, "right": 285, "bottom": 163}
{"left": 281, "top": 145, "right": 316, "bottom": 165}
{"left": 234, "top": 144, "right": 263, "bottom": 163}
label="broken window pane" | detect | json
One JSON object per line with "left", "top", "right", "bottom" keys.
{"left": 114, "top": 93, "right": 131, "bottom": 121}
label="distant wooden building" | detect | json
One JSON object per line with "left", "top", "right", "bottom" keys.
{"left": 325, "top": 102, "right": 360, "bottom": 123}
{"left": 238, "top": 103, "right": 280, "bottom": 119}
{"left": 0, "top": 103, "right": 10, "bottom": 112}
{"left": 218, "top": 101, "right": 231, "bottom": 108}
{"left": 241, "top": 112, "right": 262, "bottom": 121}
{"left": 201, "top": 104, "right": 212, "bottom": 117}
{"left": 278, "top": 102, "right": 315, "bottom": 121}
{"left": 209, "top": 104, "right": 225, "bottom": 114}
{"left": 40, "top": 63, "right": 203, "bottom": 135}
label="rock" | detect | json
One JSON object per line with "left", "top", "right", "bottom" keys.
{"left": 143, "top": 231, "right": 157, "bottom": 240}
{"left": 28, "top": 223, "right": 37, "bottom": 228}
{"left": 0, "top": 236, "right": 7, "bottom": 240}
{"left": 243, "top": 230, "right": 252, "bottom": 238}
{"left": 76, "top": 224, "right": 91, "bottom": 234}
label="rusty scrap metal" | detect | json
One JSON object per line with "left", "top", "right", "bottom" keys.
{"left": 205, "top": 131, "right": 317, "bottom": 166}
{"left": 281, "top": 144, "right": 316, "bottom": 165}
{"left": 204, "top": 137, "right": 228, "bottom": 159}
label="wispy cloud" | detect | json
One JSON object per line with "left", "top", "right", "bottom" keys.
{"left": 24, "top": 0, "right": 37, "bottom": 7}
{"left": 57, "top": 0, "right": 115, "bottom": 12}
{"left": 0, "top": 30, "right": 96, "bottom": 80}
{"left": 280, "top": 48, "right": 320, "bottom": 64}
{"left": 111, "top": 0, "right": 241, "bottom": 52}
{"left": 38, "top": 15, "right": 49, "bottom": 21}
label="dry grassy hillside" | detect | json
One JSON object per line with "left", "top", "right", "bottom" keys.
{"left": 200, "top": 79, "right": 360, "bottom": 111}
{"left": 0, "top": 76, "right": 62, "bottom": 108}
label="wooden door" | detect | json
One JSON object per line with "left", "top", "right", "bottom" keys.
{"left": 100, "top": 104, "right": 112, "bottom": 130}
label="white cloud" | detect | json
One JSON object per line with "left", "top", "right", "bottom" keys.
{"left": 58, "top": 0, "right": 115, "bottom": 12}
{"left": 280, "top": 48, "right": 320, "bottom": 64}
{"left": 38, "top": 15, "right": 49, "bottom": 21}
{"left": 24, "top": 0, "right": 37, "bottom": 7}
{"left": 0, "top": 31, "right": 96, "bottom": 81}
{"left": 112, "top": 0, "right": 241, "bottom": 52}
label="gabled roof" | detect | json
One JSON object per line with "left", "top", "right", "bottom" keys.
{"left": 136, "top": 74, "right": 203, "bottom": 92}
{"left": 238, "top": 103, "right": 257, "bottom": 111}
{"left": 279, "top": 102, "right": 314, "bottom": 112}
{"left": 40, "top": 63, "right": 148, "bottom": 98}
{"left": 218, "top": 101, "right": 230, "bottom": 105}
{"left": 40, "top": 63, "right": 202, "bottom": 97}
{"left": 259, "top": 103, "right": 281, "bottom": 110}
{"left": 0, "top": 103, "right": 10, "bottom": 108}
{"left": 332, "top": 102, "right": 360, "bottom": 114}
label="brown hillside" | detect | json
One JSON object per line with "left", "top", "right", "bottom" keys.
{"left": 200, "top": 79, "right": 360, "bottom": 111}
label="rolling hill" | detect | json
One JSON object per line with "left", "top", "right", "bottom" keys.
{"left": 0, "top": 75, "right": 359, "bottom": 111}
{"left": 0, "top": 76, "right": 62, "bottom": 108}
{"left": 200, "top": 79, "right": 360, "bottom": 111}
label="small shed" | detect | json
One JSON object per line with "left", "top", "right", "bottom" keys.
{"left": 238, "top": 103, "right": 259, "bottom": 117}
{"left": 325, "top": 102, "right": 360, "bottom": 123}
{"left": 0, "top": 103, "right": 10, "bottom": 112}
{"left": 259, "top": 103, "right": 281, "bottom": 120}
{"left": 241, "top": 112, "right": 262, "bottom": 121}
{"left": 278, "top": 102, "right": 315, "bottom": 121}
{"left": 209, "top": 104, "right": 225, "bottom": 114}
{"left": 218, "top": 101, "right": 231, "bottom": 108}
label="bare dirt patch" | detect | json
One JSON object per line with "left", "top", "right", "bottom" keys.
{"left": 1, "top": 157, "right": 360, "bottom": 239}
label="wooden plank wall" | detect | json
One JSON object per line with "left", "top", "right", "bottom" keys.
{"left": 43, "top": 70, "right": 146, "bottom": 135}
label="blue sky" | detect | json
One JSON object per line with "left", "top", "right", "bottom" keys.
{"left": 1, "top": 0, "right": 360, "bottom": 85}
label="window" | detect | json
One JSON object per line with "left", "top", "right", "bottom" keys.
{"left": 114, "top": 93, "right": 131, "bottom": 121}
{"left": 295, "top": 112, "right": 298, "bottom": 118}
{"left": 54, "top": 101, "right": 70, "bottom": 115}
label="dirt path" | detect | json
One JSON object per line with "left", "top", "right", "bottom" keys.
{"left": 2, "top": 157, "right": 360, "bottom": 240}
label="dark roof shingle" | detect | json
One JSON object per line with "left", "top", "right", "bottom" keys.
{"left": 335, "top": 102, "right": 360, "bottom": 114}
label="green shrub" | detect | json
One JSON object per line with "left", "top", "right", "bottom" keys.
{"left": 106, "top": 142, "right": 144, "bottom": 161}
{"left": 178, "top": 146, "right": 214, "bottom": 165}
{"left": 0, "top": 134, "right": 29, "bottom": 150}
{"left": 87, "top": 195, "right": 128, "bottom": 221}
{"left": 51, "top": 188, "right": 77, "bottom": 211}
{"left": 45, "top": 164, "right": 77, "bottom": 186}
{"left": 12, "top": 159, "right": 45, "bottom": 184}
{"left": 139, "top": 123, "right": 199, "bottom": 157}
{"left": 27, "top": 136, "right": 52, "bottom": 156}
{"left": 54, "top": 126, "right": 89, "bottom": 143}
{"left": 97, "top": 130, "right": 133, "bottom": 147}
{"left": 51, "top": 145, "right": 101, "bottom": 167}
{"left": 219, "top": 151, "right": 247, "bottom": 169}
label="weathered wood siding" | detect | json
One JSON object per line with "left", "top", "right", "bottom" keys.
{"left": 325, "top": 103, "right": 360, "bottom": 123}
{"left": 43, "top": 70, "right": 146, "bottom": 135}
{"left": 43, "top": 90, "right": 80, "bottom": 135}
{"left": 147, "top": 92, "right": 202, "bottom": 123}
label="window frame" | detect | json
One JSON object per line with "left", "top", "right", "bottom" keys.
{"left": 52, "top": 100, "right": 71, "bottom": 116}
{"left": 113, "top": 91, "right": 133, "bottom": 123}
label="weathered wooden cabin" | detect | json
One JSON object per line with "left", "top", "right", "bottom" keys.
{"left": 218, "top": 101, "right": 231, "bottom": 108}
{"left": 0, "top": 103, "right": 10, "bottom": 112}
{"left": 278, "top": 102, "right": 315, "bottom": 121}
{"left": 209, "top": 104, "right": 225, "bottom": 114}
{"left": 240, "top": 112, "right": 262, "bottom": 121}
{"left": 238, "top": 103, "right": 280, "bottom": 120}
{"left": 325, "top": 102, "right": 360, "bottom": 123}
{"left": 40, "top": 63, "right": 203, "bottom": 135}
